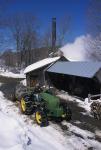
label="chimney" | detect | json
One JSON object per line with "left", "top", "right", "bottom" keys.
{"left": 52, "top": 17, "right": 56, "bottom": 52}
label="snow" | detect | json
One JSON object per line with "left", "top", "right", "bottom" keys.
{"left": 20, "top": 79, "right": 27, "bottom": 86}
{"left": 60, "top": 35, "right": 89, "bottom": 61}
{"left": 63, "top": 122, "right": 94, "bottom": 139}
{"left": 0, "top": 69, "right": 25, "bottom": 78}
{"left": 95, "top": 130, "right": 101, "bottom": 138}
{"left": 0, "top": 112, "right": 28, "bottom": 150}
{"left": 0, "top": 91, "right": 67, "bottom": 150}
{"left": 0, "top": 84, "right": 101, "bottom": 150}
{"left": 24, "top": 57, "right": 60, "bottom": 74}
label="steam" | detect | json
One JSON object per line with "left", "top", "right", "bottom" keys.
{"left": 60, "top": 35, "right": 91, "bottom": 61}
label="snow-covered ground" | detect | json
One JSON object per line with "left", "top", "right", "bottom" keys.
{"left": 0, "top": 87, "right": 101, "bottom": 150}
{"left": 0, "top": 91, "right": 67, "bottom": 150}
{"left": 0, "top": 68, "right": 25, "bottom": 78}
{"left": 20, "top": 79, "right": 27, "bottom": 86}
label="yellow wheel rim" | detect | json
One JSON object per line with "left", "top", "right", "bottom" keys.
{"left": 62, "top": 114, "right": 66, "bottom": 118}
{"left": 21, "top": 98, "right": 26, "bottom": 112}
{"left": 36, "top": 112, "right": 42, "bottom": 124}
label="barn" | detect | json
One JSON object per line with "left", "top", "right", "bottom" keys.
{"left": 24, "top": 57, "right": 60, "bottom": 87}
{"left": 46, "top": 61, "right": 101, "bottom": 98}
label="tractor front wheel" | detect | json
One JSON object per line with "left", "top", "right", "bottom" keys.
{"left": 35, "top": 109, "right": 48, "bottom": 127}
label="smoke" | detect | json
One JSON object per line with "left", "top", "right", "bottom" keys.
{"left": 60, "top": 35, "right": 91, "bottom": 61}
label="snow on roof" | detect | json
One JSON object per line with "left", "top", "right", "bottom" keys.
{"left": 24, "top": 57, "right": 60, "bottom": 74}
{"left": 60, "top": 35, "right": 88, "bottom": 61}
{"left": 47, "top": 61, "right": 101, "bottom": 78}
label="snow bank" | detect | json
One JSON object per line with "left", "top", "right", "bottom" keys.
{"left": 0, "top": 92, "right": 29, "bottom": 150}
{"left": 0, "top": 70, "right": 25, "bottom": 78}
{"left": 0, "top": 112, "right": 29, "bottom": 150}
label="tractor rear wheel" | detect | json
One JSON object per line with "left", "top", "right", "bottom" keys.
{"left": 20, "top": 96, "right": 33, "bottom": 115}
{"left": 35, "top": 109, "right": 48, "bottom": 127}
{"left": 65, "top": 107, "right": 72, "bottom": 121}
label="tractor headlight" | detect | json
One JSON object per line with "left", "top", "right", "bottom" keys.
{"left": 62, "top": 114, "right": 66, "bottom": 118}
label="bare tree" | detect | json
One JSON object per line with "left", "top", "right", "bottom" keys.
{"left": 22, "top": 24, "right": 38, "bottom": 66}
{"left": 86, "top": 0, "right": 101, "bottom": 61}
{"left": 42, "top": 15, "right": 71, "bottom": 52}
{"left": 0, "top": 0, "right": 14, "bottom": 50}
{"left": 87, "top": 0, "right": 101, "bottom": 36}
{"left": 57, "top": 16, "right": 71, "bottom": 46}
{"left": 42, "top": 29, "right": 51, "bottom": 48}
{"left": 3, "top": 12, "right": 39, "bottom": 66}
{"left": 84, "top": 35, "right": 101, "bottom": 61}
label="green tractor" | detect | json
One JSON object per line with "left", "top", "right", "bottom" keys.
{"left": 19, "top": 88, "right": 72, "bottom": 126}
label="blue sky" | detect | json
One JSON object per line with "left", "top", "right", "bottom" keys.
{"left": 0, "top": 0, "right": 90, "bottom": 51}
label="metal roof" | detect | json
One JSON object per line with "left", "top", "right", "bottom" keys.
{"left": 24, "top": 57, "right": 60, "bottom": 74}
{"left": 47, "top": 61, "right": 101, "bottom": 78}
